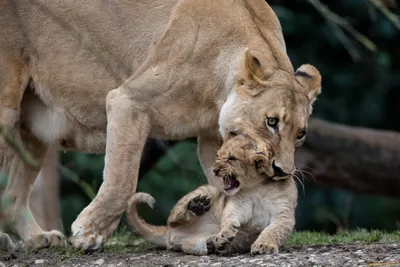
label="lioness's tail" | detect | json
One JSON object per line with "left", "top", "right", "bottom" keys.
{"left": 126, "top": 192, "right": 168, "bottom": 248}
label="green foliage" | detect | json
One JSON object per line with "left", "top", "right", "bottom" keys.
{"left": 286, "top": 229, "right": 400, "bottom": 246}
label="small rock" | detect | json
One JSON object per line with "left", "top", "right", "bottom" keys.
{"left": 354, "top": 250, "right": 363, "bottom": 254}
{"left": 307, "top": 248, "right": 314, "bottom": 251}
{"left": 34, "top": 259, "right": 45, "bottom": 264}
{"left": 211, "top": 263, "right": 221, "bottom": 267}
{"left": 322, "top": 252, "right": 330, "bottom": 256}
{"left": 249, "top": 259, "right": 260, "bottom": 263}
{"left": 95, "top": 259, "right": 105, "bottom": 265}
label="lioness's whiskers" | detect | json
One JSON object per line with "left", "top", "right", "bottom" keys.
{"left": 299, "top": 169, "right": 316, "bottom": 182}
{"left": 293, "top": 172, "right": 305, "bottom": 196}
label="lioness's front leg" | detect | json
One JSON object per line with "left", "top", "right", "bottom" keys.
{"left": 211, "top": 199, "right": 252, "bottom": 255}
{"left": 71, "top": 86, "right": 151, "bottom": 250}
{"left": 250, "top": 215, "right": 295, "bottom": 255}
{"left": 198, "top": 135, "right": 223, "bottom": 188}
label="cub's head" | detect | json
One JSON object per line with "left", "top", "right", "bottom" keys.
{"left": 219, "top": 48, "right": 322, "bottom": 180}
{"left": 212, "top": 134, "right": 272, "bottom": 196}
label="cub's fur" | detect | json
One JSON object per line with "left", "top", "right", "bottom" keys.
{"left": 126, "top": 135, "right": 297, "bottom": 255}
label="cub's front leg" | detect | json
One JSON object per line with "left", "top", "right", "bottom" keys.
{"left": 250, "top": 215, "right": 295, "bottom": 255}
{"left": 209, "top": 199, "right": 252, "bottom": 255}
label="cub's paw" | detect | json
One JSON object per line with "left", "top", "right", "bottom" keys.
{"left": 206, "top": 237, "right": 215, "bottom": 255}
{"left": 187, "top": 195, "right": 211, "bottom": 216}
{"left": 212, "top": 233, "right": 234, "bottom": 255}
{"left": 250, "top": 240, "right": 279, "bottom": 255}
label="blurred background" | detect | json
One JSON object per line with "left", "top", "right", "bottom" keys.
{"left": 28, "top": 0, "right": 400, "bottom": 236}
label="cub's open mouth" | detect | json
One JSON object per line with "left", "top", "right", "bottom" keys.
{"left": 223, "top": 175, "right": 240, "bottom": 191}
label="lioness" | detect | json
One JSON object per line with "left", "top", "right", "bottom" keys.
{"left": 0, "top": 0, "right": 321, "bottom": 250}
{"left": 126, "top": 134, "right": 297, "bottom": 255}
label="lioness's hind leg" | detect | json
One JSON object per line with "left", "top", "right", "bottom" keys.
{"left": 0, "top": 54, "right": 64, "bottom": 248}
{"left": 1, "top": 131, "right": 67, "bottom": 249}
{"left": 167, "top": 185, "right": 219, "bottom": 227}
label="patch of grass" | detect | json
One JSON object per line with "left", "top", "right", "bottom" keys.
{"left": 286, "top": 229, "right": 400, "bottom": 246}
{"left": 102, "top": 229, "right": 156, "bottom": 253}
{"left": 50, "top": 246, "right": 86, "bottom": 260}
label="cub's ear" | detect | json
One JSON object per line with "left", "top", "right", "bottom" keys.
{"left": 249, "top": 153, "right": 269, "bottom": 174}
{"left": 236, "top": 49, "right": 272, "bottom": 97}
{"left": 294, "top": 64, "right": 322, "bottom": 104}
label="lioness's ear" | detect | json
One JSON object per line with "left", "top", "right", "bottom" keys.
{"left": 295, "top": 64, "right": 322, "bottom": 104}
{"left": 236, "top": 49, "right": 271, "bottom": 97}
{"left": 244, "top": 49, "right": 266, "bottom": 83}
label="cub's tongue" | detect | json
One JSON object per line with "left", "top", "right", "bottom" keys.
{"left": 223, "top": 175, "right": 239, "bottom": 191}
{"left": 223, "top": 176, "right": 232, "bottom": 189}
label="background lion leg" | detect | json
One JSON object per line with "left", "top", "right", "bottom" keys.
{"left": 198, "top": 135, "right": 223, "bottom": 188}
{"left": 30, "top": 145, "right": 62, "bottom": 231}
{"left": 167, "top": 185, "right": 219, "bottom": 227}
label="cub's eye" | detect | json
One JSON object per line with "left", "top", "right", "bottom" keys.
{"left": 228, "top": 153, "right": 237, "bottom": 161}
{"left": 267, "top": 117, "right": 279, "bottom": 127}
{"left": 297, "top": 129, "right": 307, "bottom": 140}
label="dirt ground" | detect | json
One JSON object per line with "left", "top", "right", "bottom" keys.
{"left": 1, "top": 242, "right": 399, "bottom": 267}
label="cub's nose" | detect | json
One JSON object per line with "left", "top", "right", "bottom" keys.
{"left": 212, "top": 166, "right": 221, "bottom": 176}
{"left": 272, "top": 161, "right": 289, "bottom": 177}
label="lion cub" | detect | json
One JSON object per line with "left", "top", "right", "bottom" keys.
{"left": 126, "top": 135, "right": 298, "bottom": 255}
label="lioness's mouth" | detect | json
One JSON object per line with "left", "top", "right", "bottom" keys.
{"left": 223, "top": 175, "right": 240, "bottom": 191}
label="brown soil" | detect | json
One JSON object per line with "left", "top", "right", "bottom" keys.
{"left": 1, "top": 242, "right": 399, "bottom": 267}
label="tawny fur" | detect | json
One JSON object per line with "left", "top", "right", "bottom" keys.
{"left": 126, "top": 135, "right": 298, "bottom": 255}
{"left": 0, "top": 0, "right": 320, "bottom": 250}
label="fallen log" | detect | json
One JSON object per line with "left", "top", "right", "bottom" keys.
{"left": 296, "top": 118, "right": 400, "bottom": 197}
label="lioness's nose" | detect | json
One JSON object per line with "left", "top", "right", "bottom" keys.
{"left": 272, "top": 161, "right": 289, "bottom": 177}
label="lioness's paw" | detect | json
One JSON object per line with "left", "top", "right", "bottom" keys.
{"left": 70, "top": 230, "right": 106, "bottom": 251}
{"left": 250, "top": 241, "right": 279, "bottom": 255}
{"left": 0, "top": 232, "right": 15, "bottom": 251}
{"left": 188, "top": 195, "right": 211, "bottom": 216}
{"left": 27, "top": 230, "right": 67, "bottom": 249}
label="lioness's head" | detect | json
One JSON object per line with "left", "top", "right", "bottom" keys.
{"left": 212, "top": 134, "right": 272, "bottom": 196}
{"left": 219, "top": 48, "right": 322, "bottom": 180}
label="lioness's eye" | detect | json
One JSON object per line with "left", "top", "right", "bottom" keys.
{"left": 267, "top": 117, "right": 279, "bottom": 127}
{"left": 297, "top": 129, "right": 307, "bottom": 140}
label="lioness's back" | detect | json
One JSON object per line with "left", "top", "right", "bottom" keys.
{"left": 0, "top": 0, "right": 176, "bottom": 125}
